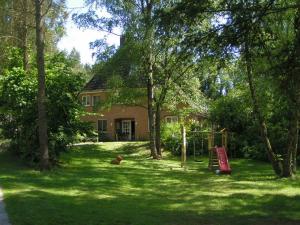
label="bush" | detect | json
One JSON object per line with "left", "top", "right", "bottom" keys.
{"left": 209, "top": 85, "right": 300, "bottom": 161}
{"left": 0, "top": 51, "right": 93, "bottom": 166}
{"left": 161, "top": 121, "right": 211, "bottom": 156}
{"left": 161, "top": 122, "right": 182, "bottom": 155}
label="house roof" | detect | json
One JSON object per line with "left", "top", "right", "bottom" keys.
{"left": 83, "top": 73, "right": 146, "bottom": 91}
{"left": 83, "top": 75, "right": 107, "bottom": 91}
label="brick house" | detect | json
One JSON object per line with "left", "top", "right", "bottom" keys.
{"left": 80, "top": 76, "right": 180, "bottom": 141}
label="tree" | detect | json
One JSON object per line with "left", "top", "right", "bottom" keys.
{"left": 73, "top": 0, "right": 158, "bottom": 158}
{"left": 0, "top": 0, "right": 32, "bottom": 73}
{"left": 35, "top": 0, "right": 50, "bottom": 170}
{"left": 74, "top": 1, "right": 205, "bottom": 158}
{"left": 33, "top": 0, "right": 67, "bottom": 169}
{"left": 0, "top": 0, "right": 85, "bottom": 167}
{"left": 0, "top": 50, "right": 91, "bottom": 165}
{"left": 166, "top": 0, "right": 300, "bottom": 177}
{"left": 0, "top": 0, "right": 67, "bottom": 74}
{"left": 220, "top": 0, "right": 300, "bottom": 177}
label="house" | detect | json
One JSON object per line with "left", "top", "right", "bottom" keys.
{"left": 80, "top": 76, "right": 180, "bottom": 141}
{"left": 80, "top": 35, "right": 204, "bottom": 141}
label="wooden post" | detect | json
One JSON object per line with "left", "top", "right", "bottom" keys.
{"left": 208, "top": 133, "right": 212, "bottom": 150}
{"left": 221, "top": 128, "right": 228, "bottom": 150}
{"left": 181, "top": 124, "right": 186, "bottom": 168}
{"left": 208, "top": 130, "right": 215, "bottom": 170}
{"left": 201, "top": 132, "right": 204, "bottom": 155}
{"left": 224, "top": 131, "right": 228, "bottom": 150}
{"left": 209, "top": 130, "right": 215, "bottom": 149}
{"left": 193, "top": 132, "right": 196, "bottom": 161}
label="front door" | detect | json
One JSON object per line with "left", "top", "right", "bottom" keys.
{"left": 122, "top": 120, "right": 132, "bottom": 140}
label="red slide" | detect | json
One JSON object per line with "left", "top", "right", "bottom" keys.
{"left": 216, "top": 147, "right": 232, "bottom": 174}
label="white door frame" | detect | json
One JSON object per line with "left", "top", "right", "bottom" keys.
{"left": 122, "top": 120, "right": 132, "bottom": 140}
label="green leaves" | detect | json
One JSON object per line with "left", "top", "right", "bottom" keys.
{"left": 0, "top": 51, "right": 91, "bottom": 165}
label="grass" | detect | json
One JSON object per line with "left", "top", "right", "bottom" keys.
{"left": 0, "top": 142, "right": 300, "bottom": 225}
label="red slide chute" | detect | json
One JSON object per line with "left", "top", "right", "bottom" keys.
{"left": 215, "top": 147, "right": 231, "bottom": 174}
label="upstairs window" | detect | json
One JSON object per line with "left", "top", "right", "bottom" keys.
{"left": 92, "top": 96, "right": 101, "bottom": 106}
{"left": 165, "top": 116, "right": 178, "bottom": 123}
{"left": 82, "top": 95, "right": 91, "bottom": 106}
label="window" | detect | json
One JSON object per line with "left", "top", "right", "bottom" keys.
{"left": 82, "top": 95, "right": 91, "bottom": 106}
{"left": 92, "top": 96, "right": 101, "bottom": 106}
{"left": 165, "top": 116, "right": 178, "bottom": 123}
{"left": 98, "top": 120, "right": 107, "bottom": 132}
{"left": 122, "top": 120, "right": 131, "bottom": 134}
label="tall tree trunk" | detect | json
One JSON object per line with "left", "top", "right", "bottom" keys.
{"left": 155, "top": 86, "right": 168, "bottom": 158}
{"left": 147, "top": 68, "right": 158, "bottom": 159}
{"left": 35, "top": 0, "right": 50, "bottom": 170}
{"left": 283, "top": 111, "right": 298, "bottom": 177}
{"left": 22, "top": 0, "right": 29, "bottom": 72}
{"left": 292, "top": 120, "right": 299, "bottom": 173}
{"left": 155, "top": 105, "right": 161, "bottom": 157}
{"left": 289, "top": 4, "right": 300, "bottom": 175}
{"left": 244, "top": 41, "right": 282, "bottom": 176}
{"left": 145, "top": 1, "right": 157, "bottom": 159}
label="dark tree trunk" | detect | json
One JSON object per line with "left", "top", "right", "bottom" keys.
{"left": 285, "top": 3, "right": 300, "bottom": 176}
{"left": 244, "top": 41, "right": 282, "bottom": 176}
{"left": 292, "top": 2, "right": 300, "bottom": 174}
{"left": 35, "top": 0, "right": 50, "bottom": 170}
{"left": 22, "top": 0, "right": 29, "bottom": 72}
{"left": 155, "top": 86, "right": 168, "bottom": 158}
{"left": 155, "top": 105, "right": 161, "bottom": 157}
{"left": 292, "top": 121, "right": 299, "bottom": 174}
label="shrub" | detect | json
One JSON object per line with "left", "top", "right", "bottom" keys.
{"left": 161, "top": 121, "right": 210, "bottom": 156}
{"left": 161, "top": 122, "right": 182, "bottom": 155}
{"left": 0, "top": 51, "right": 93, "bottom": 166}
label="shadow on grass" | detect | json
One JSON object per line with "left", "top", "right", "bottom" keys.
{"left": 4, "top": 190, "right": 300, "bottom": 225}
{"left": 0, "top": 142, "right": 300, "bottom": 225}
{"left": 116, "top": 142, "right": 149, "bottom": 155}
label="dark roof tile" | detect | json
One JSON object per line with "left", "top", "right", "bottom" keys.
{"left": 83, "top": 75, "right": 107, "bottom": 90}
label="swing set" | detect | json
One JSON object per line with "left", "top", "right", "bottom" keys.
{"left": 181, "top": 127, "right": 232, "bottom": 174}
{"left": 208, "top": 128, "right": 231, "bottom": 174}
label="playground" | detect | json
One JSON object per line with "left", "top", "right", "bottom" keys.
{"left": 0, "top": 142, "right": 300, "bottom": 225}
{"left": 179, "top": 126, "right": 232, "bottom": 174}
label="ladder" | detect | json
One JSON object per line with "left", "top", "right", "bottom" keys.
{"left": 208, "top": 148, "right": 219, "bottom": 170}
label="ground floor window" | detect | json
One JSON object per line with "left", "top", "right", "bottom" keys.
{"left": 98, "top": 119, "right": 107, "bottom": 132}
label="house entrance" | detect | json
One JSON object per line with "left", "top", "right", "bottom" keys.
{"left": 122, "top": 120, "right": 132, "bottom": 140}
{"left": 115, "top": 119, "right": 135, "bottom": 141}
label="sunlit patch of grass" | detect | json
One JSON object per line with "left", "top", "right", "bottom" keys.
{"left": 0, "top": 142, "right": 300, "bottom": 225}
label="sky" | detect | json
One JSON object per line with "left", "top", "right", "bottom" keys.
{"left": 57, "top": 0, "right": 120, "bottom": 65}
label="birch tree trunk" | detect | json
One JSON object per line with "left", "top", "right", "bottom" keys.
{"left": 244, "top": 41, "right": 282, "bottom": 176}
{"left": 147, "top": 66, "right": 158, "bottom": 158}
{"left": 285, "top": 3, "right": 300, "bottom": 176}
{"left": 144, "top": 0, "right": 158, "bottom": 159}
{"left": 283, "top": 112, "right": 298, "bottom": 177}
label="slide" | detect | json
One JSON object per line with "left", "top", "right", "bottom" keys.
{"left": 216, "top": 147, "right": 232, "bottom": 174}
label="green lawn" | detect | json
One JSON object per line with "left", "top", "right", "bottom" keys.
{"left": 0, "top": 142, "right": 300, "bottom": 225}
